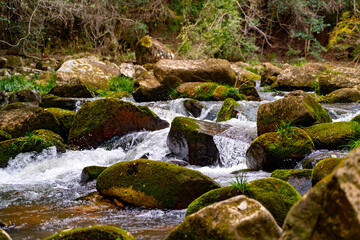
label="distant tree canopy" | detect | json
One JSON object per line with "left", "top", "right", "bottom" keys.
{"left": 0, "top": 0, "right": 358, "bottom": 60}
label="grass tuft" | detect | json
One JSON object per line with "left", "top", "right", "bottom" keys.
{"left": 230, "top": 169, "right": 249, "bottom": 192}
{"left": 276, "top": 120, "right": 295, "bottom": 139}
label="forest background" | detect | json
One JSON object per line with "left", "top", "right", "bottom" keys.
{"left": 0, "top": 0, "right": 359, "bottom": 64}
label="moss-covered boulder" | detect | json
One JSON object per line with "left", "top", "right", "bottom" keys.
{"left": 166, "top": 195, "right": 282, "bottom": 240}
{"left": 0, "top": 102, "right": 65, "bottom": 138}
{"left": 0, "top": 228, "right": 12, "bottom": 240}
{"left": 172, "top": 82, "right": 246, "bottom": 101}
{"left": 48, "top": 78, "right": 94, "bottom": 98}
{"left": 56, "top": 56, "right": 121, "bottom": 90}
{"left": 96, "top": 159, "right": 220, "bottom": 209}
{"left": 311, "top": 157, "right": 343, "bottom": 186}
{"left": 217, "top": 98, "right": 241, "bottom": 122}
{"left": 279, "top": 146, "right": 360, "bottom": 240}
{"left": 8, "top": 89, "right": 41, "bottom": 106}
{"left": 271, "top": 169, "right": 312, "bottom": 195}
{"left": 246, "top": 127, "right": 315, "bottom": 171}
{"left": 0, "top": 129, "right": 67, "bottom": 168}
{"left": 352, "top": 114, "right": 360, "bottom": 124}
{"left": 42, "top": 225, "right": 136, "bottom": 240}
{"left": 40, "top": 94, "right": 85, "bottom": 111}
{"left": 272, "top": 63, "right": 327, "bottom": 91}
{"left": 135, "top": 35, "right": 174, "bottom": 65}
{"left": 167, "top": 116, "right": 236, "bottom": 166}
{"left": 46, "top": 108, "right": 76, "bottom": 136}
{"left": 317, "top": 87, "right": 360, "bottom": 103}
{"left": 0, "top": 130, "right": 11, "bottom": 142}
{"left": 257, "top": 90, "right": 331, "bottom": 136}
{"left": 80, "top": 166, "right": 107, "bottom": 183}
{"left": 183, "top": 99, "right": 203, "bottom": 118}
{"left": 304, "top": 121, "right": 360, "bottom": 150}
{"left": 68, "top": 98, "right": 169, "bottom": 149}
{"left": 318, "top": 66, "right": 360, "bottom": 95}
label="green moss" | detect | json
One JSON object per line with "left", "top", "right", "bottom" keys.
{"left": 311, "top": 158, "right": 343, "bottom": 186}
{"left": 245, "top": 177, "right": 301, "bottom": 226}
{"left": 304, "top": 121, "right": 360, "bottom": 150}
{"left": 0, "top": 129, "right": 66, "bottom": 168}
{"left": 81, "top": 166, "right": 107, "bottom": 183}
{"left": 303, "top": 94, "right": 332, "bottom": 124}
{"left": 171, "top": 116, "right": 200, "bottom": 133}
{"left": 271, "top": 169, "right": 313, "bottom": 181}
{"left": 0, "top": 129, "right": 12, "bottom": 142}
{"left": 96, "top": 159, "right": 220, "bottom": 209}
{"left": 47, "top": 108, "right": 76, "bottom": 131}
{"left": 140, "top": 36, "right": 152, "bottom": 48}
{"left": 351, "top": 114, "right": 360, "bottom": 124}
{"left": 216, "top": 98, "right": 240, "bottom": 122}
{"left": 42, "top": 225, "right": 136, "bottom": 240}
{"left": 185, "top": 186, "right": 240, "bottom": 216}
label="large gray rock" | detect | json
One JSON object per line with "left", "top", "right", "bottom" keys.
{"left": 279, "top": 146, "right": 360, "bottom": 240}
{"left": 165, "top": 195, "right": 282, "bottom": 240}
{"left": 135, "top": 35, "right": 174, "bottom": 65}
{"left": 257, "top": 90, "right": 331, "bottom": 136}
{"left": 56, "top": 56, "right": 121, "bottom": 90}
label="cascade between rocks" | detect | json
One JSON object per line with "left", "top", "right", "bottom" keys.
{"left": 0, "top": 90, "right": 359, "bottom": 240}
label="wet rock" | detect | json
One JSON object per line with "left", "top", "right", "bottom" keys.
{"left": 217, "top": 98, "right": 241, "bottom": 122}
{"left": 80, "top": 166, "right": 107, "bottom": 183}
{"left": 40, "top": 94, "right": 84, "bottom": 111}
{"left": 271, "top": 169, "right": 313, "bottom": 195}
{"left": 8, "top": 89, "right": 41, "bottom": 106}
{"left": 279, "top": 146, "right": 360, "bottom": 240}
{"left": 119, "top": 63, "right": 135, "bottom": 79}
{"left": 257, "top": 90, "right": 331, "bottom": 136}
{"left": 46, "top": 108, "right": 76, "bottom": 139}
{"left": 0, "top": 91, "right": 8, "bottom": 108}
{"left": 42, "top": 225, "right": 136, "bottom": 240}
{"left": 317, "top": 87, "right": 360, "bottom": 103}
{"left": 0, "top": 228, "right": 12, "bottom": 240}
{"left": 311, "top": 157, "right": 343, "bottom": 186}
{"left": 246, "top": 127, "right": 315, "bottom": 171}
{"left": 166, "top": 195, "right": 282, "bottom": 240}
{"left": 96, "top": 159, "right": 220, "bottom": 209}
{"left": 56, "top": 56, "right": 121, "bottom": 90}
{"left": 0, "top": 129, "right": 67, "bottom": 168}
{"left": 135, "top": 35, "right": 174, "bottom": 65}
{"left": 0, "top": 103, "right": 64, "bottom": 138}
{"left": 303, "top": 121, "right": 360, "bottom": 150}
{"left": 68, "top": 98, "right": 169, "bottom": 149}
{"left": 48, "top": 78, "right": 94, "bottom": 98}
{"left": 318, "top": 66, "right": 360, "bottom": 95}
{"left": 0, "top": 129, "right": 11, "bottom": 142}
{"left": 184, "top": 99, "right": 203, "bottom": 118}
{"left": 272, "top": 63, "right": 327, "bottom": 91}
{"left": 301, "top": 150, "right": 348, "bottom": 169}
{"left": 167, "top": 116, "right": 238, "bottom": 166}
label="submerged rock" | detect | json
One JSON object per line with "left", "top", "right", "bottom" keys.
{"left": 217, "top": 98, "right": 241, "bottom": 122}
{"left": 246, "top": 127, "right": 315, "bottom": 171}
{"left": 301, "top": 150, "right": 348, "bottom": 169}
{"left": 311, "top": 157, "right": 343, "bottom": 186}
{"left": 80, "top": 166, "right": 107, "bottom": 183}
{"left": 304, "top": 121, "right": 360, "bottom": 150}
{"left": 48, "top": 78, "right": 94, "bottom": 98}
{"left": 42, "top": 225, "right": 136, "bottom": 240}
{"left": 167, "top": 116, "right": 239, "bottom": 166}
{"left": 135, "top": 35, "right": 174, "bottom": 65}
{"left": 68, "top": 98, "right": 169, "bottom": 149}
{"left": 0, "top": 129, "right": 67, "bottom": 168}
{"left": 257, "top": 90, "right": 331, "bottom": 136}
{"left": 183, "top": 99, "right": 203, "bottom": 118}
{"left": 279, "top": 146, "right": 360, "bottom": 240}
{"left": 0, "top": 102, "right": 64, "bottom": 138}
{"left": 96, "top": 159, "right": 220, "bottom": 209}
{"left": 271, "top": 169, "right": 313, "bottom": 195}
{"left": 166, "top": 195, "right": 282, "bottom": 240}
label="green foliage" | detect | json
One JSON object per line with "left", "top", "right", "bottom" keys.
{"left": 276, "top": 120, "right": 296, "bottom": 138}
{"left": 230, "top": 170, "right": 249, "bottom": 192}
{"left": 342, "top": 122, "right": 360, "bottom": 151}
{"left": 109, "top": 75, "right": 134, "bottom": 93}
{"left": 0, "top": 71, "right": 56, "bottom": 94}
{"left": 177, "top": 0, "right": 258, "bottom": 60}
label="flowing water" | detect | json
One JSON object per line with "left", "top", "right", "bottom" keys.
{"left": 0, "top": 90, "right": 359, "bottom": 240}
